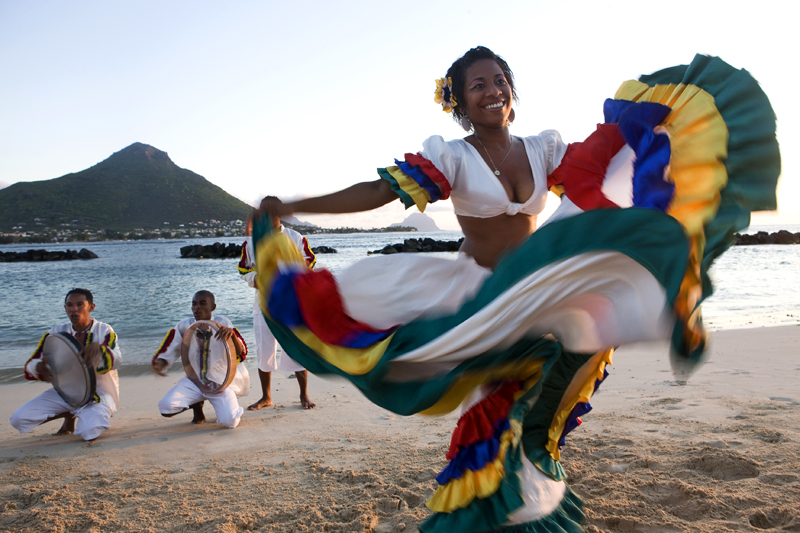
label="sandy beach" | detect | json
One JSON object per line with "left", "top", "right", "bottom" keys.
{"left": 1, "top": 326, "right": 798, "bottom": 532}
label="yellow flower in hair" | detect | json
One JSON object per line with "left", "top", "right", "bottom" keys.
{"left": 434, "top": 77, "right": 457, "bottom": 113}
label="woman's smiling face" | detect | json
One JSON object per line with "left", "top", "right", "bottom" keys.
{"left": 461, "top": 58, "right": 513, "bottom": 128}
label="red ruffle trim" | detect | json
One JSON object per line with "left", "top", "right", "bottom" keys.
{"left": 293, "top": 269, "right": 391, "bottom": 346}
{"left": 405, "top": 152, "right": 452, "bottom": 200}
{"left": 547, "top": 123, "right": 625, "bottom": 211}
{"left": 446, "top": 381, "right": 522, "bottom": 460}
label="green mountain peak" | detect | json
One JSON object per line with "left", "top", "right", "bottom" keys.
{"left": 0, "top": 143, "right": 253, "bottom": 232}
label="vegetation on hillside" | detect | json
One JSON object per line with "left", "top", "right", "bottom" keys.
{"left": 0, "top": 143, "right": 252, "bottom": 232}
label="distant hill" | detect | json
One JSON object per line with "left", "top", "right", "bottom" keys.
{"left": 390, "top": 212, "right": 440, "bottom": 232}
{"left": 0, "top": 143, "right": 253, "bottom": 231}
{"left": 282, "top": 214, "right": 319, "bottom": 228}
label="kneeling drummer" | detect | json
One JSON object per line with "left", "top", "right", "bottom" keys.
{"left": 10, "top": 288, "right": 122, "bottom": 441}
{"left": 152, "top": 290, "right": 249, "bottom": 428}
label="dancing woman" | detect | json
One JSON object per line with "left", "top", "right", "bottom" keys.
{"left": 252, "top": 47, "right": 779, "bottom": 532}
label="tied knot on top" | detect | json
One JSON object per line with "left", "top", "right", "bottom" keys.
{"left": 505, "top": 203, "right": 522, "bottom": 216}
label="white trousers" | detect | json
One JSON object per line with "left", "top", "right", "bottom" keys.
{"left": 10, "top": 388, "right": 115, "bottom": 441}
{"left": 253, "top": 306, "right": 304, "bottom": 373}
{"left": 158, "top": 376, "right": 243, "bottom": 429}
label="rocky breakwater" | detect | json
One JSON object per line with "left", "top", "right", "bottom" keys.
{"left": 735, "top": 230, "right": 800, "bottom": 245}
{"left": 180, "top": 242, "right": 242, "bottom": 259}
{"left": 1, "top": 248, "right": 98, "bottom": 262}
{"left": 370, "top": 237, "right": 464, "bottom": 255}
{"left": 311, "top": 246, "right": 337, "bottom": 254}
{"left": 180, "top": 242, "right": 340, "bottom": 259}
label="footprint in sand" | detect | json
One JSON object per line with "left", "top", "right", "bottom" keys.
{"left": 650, "top": 397, "right": 683, "bottom": 406}
{"left": 375, "top": 497, "right": 407, "bottom": 512}
{"left": 754, "top": 430, "right": 785, "bottom": 443}
{"left": 769, "top": 396, "right": 799, "bottom": 405}
{"left": 638, "top": 479, "right": 705, "bottom": 507}
{"left": 749, "top": 507, "right": 796, "bottom": 529}
{"left": 760, "top": 473, "right": 800, "bottom": 486}
{"left": 685, "top": 450, "right": 759, "bottom": 481}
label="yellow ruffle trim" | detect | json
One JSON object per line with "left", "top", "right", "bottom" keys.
{"left": 385, "top": 165, "right": 431, "bottom": 213}
{"left": 615, "top": 81, "right": 729, "bottom": 355}
{"left": 672, "top": 235, "right": 707, "bottom": 357}
{"left": 291, "top": 327, "right": 393, "bottom": 376}
{"left": 614, "top": 81, "right": 729, "bottom": 237}
{"left": 254, "top": 231, "right": 308, "bottom": 319}
{"left": 426, "top": 421, "right": 520, "bottom": 513}
{"left": 420, "top": 359, "right": 545, "bottom": 416}
{"left": 254, "top": 231, "right": 393, "bottom": 376}
{"left": 545, "top": 348, "right": 614, "bottom": 462}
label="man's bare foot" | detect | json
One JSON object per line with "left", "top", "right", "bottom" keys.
{"left": 247, "top": 397, "right": 273, "bottom": 411}
{"left": 55, "top": 413, "right": 76, "bottom": 435}
{"left": 300, "top": 395, "right": 316, "bottom": 409}
{"left": 190, "top": 401, "right": 206, "bottom": 424}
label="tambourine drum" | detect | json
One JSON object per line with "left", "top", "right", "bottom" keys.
{"left": 180, "top": 320, "right": 236, "bottom": 395}
{"left": 43, "top": 333, "right": 97, "bottom": 408}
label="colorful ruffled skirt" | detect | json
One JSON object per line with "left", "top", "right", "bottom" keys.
{"left": 251, "top": 55, "right": 779, "bottom": 532}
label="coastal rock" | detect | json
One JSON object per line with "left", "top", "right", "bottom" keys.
{"left": 179, "top": 242, "right": 242, "bottom": 259}
{"left": 370, "top": 238, "right": 463, "bottom": 255}
{"left": 311, "top": 246, "right": 337, "bottom": 254}
{"left": 0, "top": 248, "right": 98, "bottom": 262}
{"left": 734, "top": 231, "right": 800, "bottom": 245}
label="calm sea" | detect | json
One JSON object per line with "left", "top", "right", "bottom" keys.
{"left": 1, "top": 225, "right": 798, "bottom": 383}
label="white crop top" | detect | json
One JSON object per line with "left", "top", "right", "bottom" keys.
{"left": 420, "top": 130, "right": 566, "bottom": 218}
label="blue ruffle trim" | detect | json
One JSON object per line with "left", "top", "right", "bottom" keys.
{"left": 436, "top": 419, "right": 511, "bottom": 485}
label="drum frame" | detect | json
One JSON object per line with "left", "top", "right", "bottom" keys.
{"left": 43, "top": 332, "right": 97, "bottom": 408}
{"left": 180, "top": 320, "right": 237, "bottom": 395}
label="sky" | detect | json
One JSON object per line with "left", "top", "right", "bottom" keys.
{"left": 1, "top": 0, "right": 797, "bottom": 231}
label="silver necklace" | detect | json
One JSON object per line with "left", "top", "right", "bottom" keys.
{"left": 474, "top": 135, "right": 515, "bottom": 176}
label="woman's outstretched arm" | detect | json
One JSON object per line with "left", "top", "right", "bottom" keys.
{"left": 258, "top": 179, "right": 399, "bottom": 218}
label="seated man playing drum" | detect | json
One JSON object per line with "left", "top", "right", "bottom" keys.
{"left": 152, "top": 290, "right": 249, "bottom": 429}
{"left": 10, "top": 288, "right": 122, "bottom": 441}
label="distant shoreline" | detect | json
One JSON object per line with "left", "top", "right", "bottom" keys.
{"left": 0, "top": 224, "right": 423, "bottom": 245}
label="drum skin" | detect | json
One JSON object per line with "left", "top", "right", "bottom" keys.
{"left": 180, "top": 320, "right": 236, "bottom": 395}
{"left": 43, "top": 333, "right": 97, "bottom": 408}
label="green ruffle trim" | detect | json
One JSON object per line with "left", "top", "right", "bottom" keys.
{"left": 486, "top": 488, "right": 585, "bottom": 533}
{"left": 377, "top": 167, "right": 416, "bottom": 210}
{"left": 520, "top": 351, "right": 596, "bottom": 481}
{"left": 639, "top": 54, "right": 780, "bottom": 370}
{"left": 421, "top": 480, "right": 585, "bottom": 533}
{"left": 421, "top": 351, "right": 595, "bottom": 533}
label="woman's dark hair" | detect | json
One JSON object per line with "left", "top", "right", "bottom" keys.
{"left": 65, "top": 288, "right": 94, "bottom": 304}
{"left": 445, "top": 46, "right": 518, "bottom": 123}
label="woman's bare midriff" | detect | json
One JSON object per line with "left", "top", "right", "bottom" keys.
{"left": 457, "top": 213, "right": 536, "bottom": 270}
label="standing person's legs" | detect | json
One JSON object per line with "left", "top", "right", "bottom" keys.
{"left": 280, "top": 352, "right": 315, "bottom": 409}
{"left": 10, "top": 388, "right": 75, "bottom": 435}
{"left": 158, "top": 377, "right": 208, "bottom": 423}
{"left": 248, "top": 311, "right": 278, "bottom": 410}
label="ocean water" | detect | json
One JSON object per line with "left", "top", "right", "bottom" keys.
{"left": 1, "top": 226, "right": 798, "bottom": 382}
